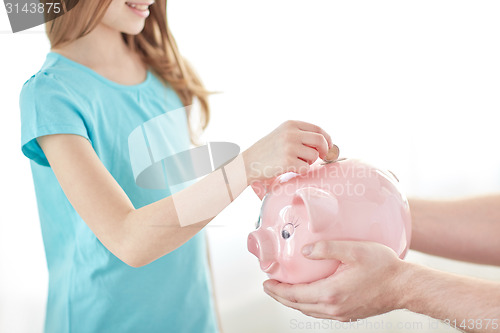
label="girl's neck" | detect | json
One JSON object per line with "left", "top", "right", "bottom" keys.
{"left": 51, "top": 23, "right": 132, "bottom": 70}
{"left": 51, "top": 24, "right": 148, "bottom": 86}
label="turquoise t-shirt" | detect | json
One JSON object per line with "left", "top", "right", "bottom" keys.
{"left": 19, "top": 52, "right": 219, "bottom": 333}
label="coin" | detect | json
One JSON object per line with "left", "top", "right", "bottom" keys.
{"left": 323, "top": 144, "right": 340, "bottom": 163}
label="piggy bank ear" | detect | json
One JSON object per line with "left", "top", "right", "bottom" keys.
{"left": 293, "top": 187, "right": 338, "bottom": 233}
{"left": 251, "top": 173, "right": 299, "bottom": 200}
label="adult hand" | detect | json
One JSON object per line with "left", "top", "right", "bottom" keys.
{"left": 263, "top": 240, "right": 408, "bottom": 322}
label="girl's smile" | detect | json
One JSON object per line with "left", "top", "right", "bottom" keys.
{"left": 125, "top": 1, "right": 154, "bottom": 18}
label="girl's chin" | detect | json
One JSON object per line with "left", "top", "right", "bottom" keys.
{"left": 121, "top": 24, "right": 146, "bottom": 36}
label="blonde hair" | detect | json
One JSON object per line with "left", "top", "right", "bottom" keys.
{"left": 43, "top": 0, "right": 209, "bottom": 143}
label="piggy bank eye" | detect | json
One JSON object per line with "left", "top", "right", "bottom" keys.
{"left": 281, "top": 223, "right": 295, "bottom": 239}
{"left": 255, "top": 215, "right": 262, "bottom": 229}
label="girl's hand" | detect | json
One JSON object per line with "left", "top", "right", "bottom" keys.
{"left": 242, "top": 120, "right": 333, "bottom": 185}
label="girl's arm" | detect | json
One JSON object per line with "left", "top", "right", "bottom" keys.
{"left": 409, "top": 196, "right": 500, "bottom": 266}
{"left": 37, "top": 120, "right": 332, "bottom": 267}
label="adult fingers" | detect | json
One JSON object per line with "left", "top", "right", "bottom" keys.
{"left": 264, "top": 288, "right": 343, "bottom": 321}
{"left": 263, "top": 279, "right": 327, "bottom": 305}
{"left": 302, "top": 240, "right": 369, "bottom": 263}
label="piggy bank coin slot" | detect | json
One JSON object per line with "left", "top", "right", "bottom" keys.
{"left": 322, "top": 144, "right": 340, "bottom": 164}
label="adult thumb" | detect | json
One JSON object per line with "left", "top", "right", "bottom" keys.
{"left": 302, "top": 240, "right": 360, "bottom": 262}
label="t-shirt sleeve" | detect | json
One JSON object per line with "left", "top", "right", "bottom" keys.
{"left": 20, "top": 71, "right": 92, "bottom": 167}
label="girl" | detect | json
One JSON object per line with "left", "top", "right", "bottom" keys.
{"left": 19, "top": 0, "right": 333, "bottom": 332}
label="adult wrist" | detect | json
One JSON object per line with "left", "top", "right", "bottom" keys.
{"left": 392, "top": 260, "right": 420, "bottom": 311}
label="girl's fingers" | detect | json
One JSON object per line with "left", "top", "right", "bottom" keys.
{"left": 301, "top": 132, "right": 329, "bottom": 159}
{"left": 297, "top": 146, "right": 320, "bottom": 165}
{"left": 295, "top": 121, "right": 333, "bottom": 149}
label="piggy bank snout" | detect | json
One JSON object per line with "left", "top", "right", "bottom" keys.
{"left": 247, "top": 233, "right": 260, "bottom": 258}
{"left": 247, "top": 232, "right": 275, "bottom": 268}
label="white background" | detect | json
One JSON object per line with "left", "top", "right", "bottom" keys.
{"left": 1, "top": 1, "right": 500, "bottom": 332}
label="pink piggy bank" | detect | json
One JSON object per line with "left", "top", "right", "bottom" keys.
{"left": 247, "top": 158, "right": 411, "bottom": 284}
